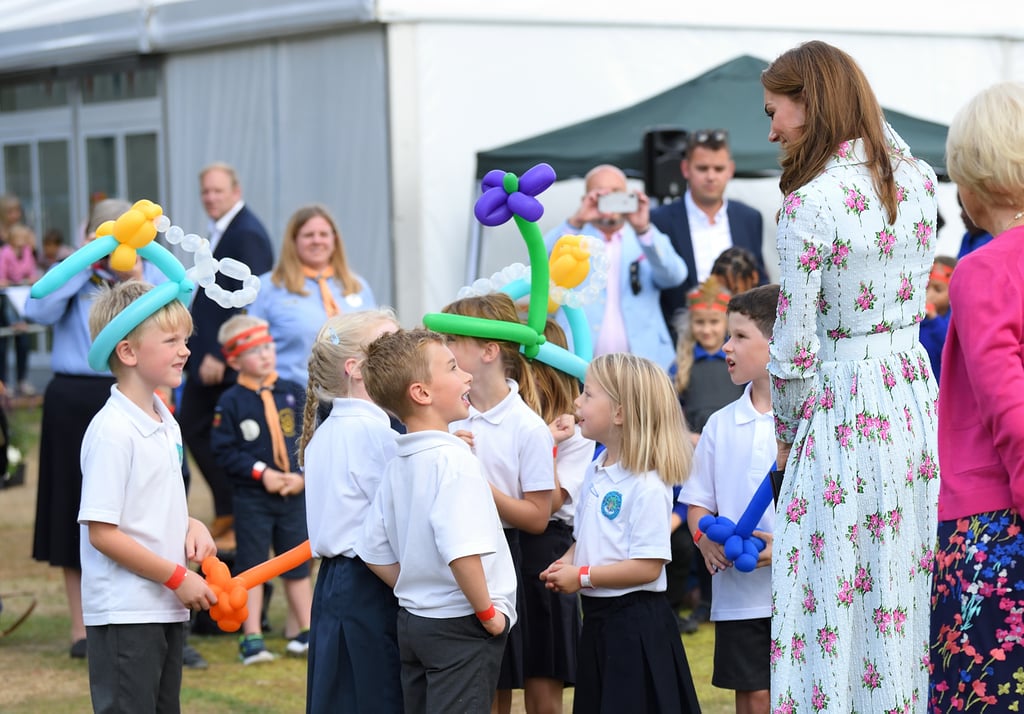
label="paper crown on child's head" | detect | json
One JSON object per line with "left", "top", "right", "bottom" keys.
{"left": 687, "top": 276, "right": 731, "bottom": 313}
{"left": 30, "top": 200, "right": 261, "bottom": 372}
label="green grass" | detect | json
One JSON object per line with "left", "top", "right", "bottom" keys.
{"left": 0, "top": 403, "right": 733, "bottom": 713}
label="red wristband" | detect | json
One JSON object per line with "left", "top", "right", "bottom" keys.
{"left": 163, "top": 564, "right": 187, "bottom": 590}
{"left": 578, "top": 565, "right": 593, "bottom": 588}
{"left": 252, "top": 461, "right": 267, "bottom": 481}
{"left": 552, "top": 445, "right": 558, "bottom": 458}
{"left": 693, "top": 528, "right": 704, "bottom": 545}
{"left": 475, "top": 604, "right": 496, "bottom": 621}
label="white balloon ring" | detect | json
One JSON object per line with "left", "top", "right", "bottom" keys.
{"left": 162, "top": 221, "right": 261, "bottom": 309}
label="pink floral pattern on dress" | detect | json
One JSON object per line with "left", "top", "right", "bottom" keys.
{"left": 841, "top": 183, "right": 870, "bottom": 215}
{"left": 830, "top": 238, "right": 852, "bottom": 269}
{"left": 799, "top": 242, "right": 824, "bottom": 274}
{"left": 768, "top": 130, "right": 939, "bottom": 714}
{"left": 876, "top": 228, "right": 896, "bottom": 257}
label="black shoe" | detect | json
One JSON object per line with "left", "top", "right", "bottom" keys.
{"left": 70, "top": 638, "right": 88, "bottom": 659}
{"left": 689, "top": 603, "right": 711, "bottom": 624}
{"left": 182, "top": 643, "right": 209, "bottom": 669}
{"left": 676, "top": 612, "right": 699, "bottom": 635}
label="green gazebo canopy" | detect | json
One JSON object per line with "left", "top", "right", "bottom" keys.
{"left": 476, "top": 55, "right": 948, "bottom": 180}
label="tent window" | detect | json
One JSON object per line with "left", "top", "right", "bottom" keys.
{"left": 39, "top": 140, "right": 71, "bottom": 246}
{"left": 0, "top": 79, "right": 68, "bottom": 113}
{"left": 82, "top": 68, "right": 159, "bottom": 104}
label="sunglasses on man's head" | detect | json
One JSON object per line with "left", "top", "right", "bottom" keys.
{"left": 690, "top": 129, "right": 729, "bottom": 149}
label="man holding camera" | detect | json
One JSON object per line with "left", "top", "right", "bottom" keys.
{"left": 544, "top": 163, "right": 687, "bottom": 371}
{"left": 651, "top": 129, "right": 765, "bottom": 335}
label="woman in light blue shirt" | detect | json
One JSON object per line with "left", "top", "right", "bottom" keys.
{"left": 248, "top": 205, "right": 376, "bottom": 386}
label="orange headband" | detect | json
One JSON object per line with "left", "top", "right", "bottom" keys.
{"left": 687, "top": 290, "right": 731, "bottom": 313}
{"left": 222, "top": 325, "right": 273, "bottom": 359}
{"left": 930, "top": 264, "right": 954, "bottom": 285}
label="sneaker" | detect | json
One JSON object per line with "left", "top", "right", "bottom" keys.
{"left": 182, "top": 643, "right": 208, "bottom": 670}
{"left": 679, "top": 602, "right": 711, "bottom": 632}
{"left": 16, "top": 381, "right": 36, "bottom": 397}
{"left": 676, "top": 611, "right": 699, "bottom": 635}
{"left": 285, "top": 630, "right": 310, "bottom": 657}
{"left": 239, "top": 634, "right": 276, "bottom": 665}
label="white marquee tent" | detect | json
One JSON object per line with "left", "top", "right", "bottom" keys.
{"left": 0, "top": 0, "right": 1021, "bottom": 322}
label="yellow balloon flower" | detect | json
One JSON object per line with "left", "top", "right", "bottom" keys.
{"left": 96, "top": 199, "right": 164, "bottom": 273}
{"left": 547, "top": 235, "right": 592, "bottom": 313}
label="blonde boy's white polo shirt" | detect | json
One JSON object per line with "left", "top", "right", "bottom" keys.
{"left": 357, "top": 431, "right": 517, "bottom": 625}
{"left": 450, "top": 379, "right": 554, "bottom": 528}
{"left": 304, "top": 397, "right": 397, "bottom": 558}
{"left": 78, "top": 386, "right": 190, "bottom": 626}
{"left": 678, "top": 382, "right": 775, "bottom": 621}
{"left": 572, "top": 453, "right": 674, "bottom": 597}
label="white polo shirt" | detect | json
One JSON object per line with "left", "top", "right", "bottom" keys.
{"left": 552, "top": 427, "right": 596, "bottom": 526}
{"left": 677, "top": 383, "right": 775, "bottom": 621}
{"left": 78, "top": 387, "right": 190, "bottom": 626}
{"left": 357, "top": 431, "right": 517, "bottom": 624}
{"left": 450, "top": 380, "right": 555, "bottom": 528}
{"left": 572, "top": 454, "right": 674, "bottom": 597}
{"left": 304, "top": 398, "right": 398, "bottom": 559}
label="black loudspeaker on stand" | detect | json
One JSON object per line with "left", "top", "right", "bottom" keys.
{"left": 643, "top": 127, "right": 689, "bottom": 202}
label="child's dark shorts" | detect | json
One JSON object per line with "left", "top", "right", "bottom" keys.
{"left": 712, "top": 616, "right": 770, "bottom": 691}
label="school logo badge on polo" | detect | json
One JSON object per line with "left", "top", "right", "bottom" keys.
{"left": 601, "top": 491, "right": 623, "bottom": 520}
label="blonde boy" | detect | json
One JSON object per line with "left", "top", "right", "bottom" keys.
{"left": 79, "top": 280, "right": 217, "bottom": 714}
{"left": 357, "top": 329, "right": 517, "bottom": 714}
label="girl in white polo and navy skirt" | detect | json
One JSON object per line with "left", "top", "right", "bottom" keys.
{"left": 541, "top": 353, "right": 701, "bottom": 714}
{"left": 299, "top": 309, "right": 402, "bottom": 714}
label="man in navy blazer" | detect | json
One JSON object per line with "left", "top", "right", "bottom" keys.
{"left": 651, "top": 130, "right": 765, "bottom": 337}
{"left": 179, "top": 163, "right": 273, "bottom": 551}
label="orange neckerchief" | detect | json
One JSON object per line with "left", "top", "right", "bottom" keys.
{"left": 302, "top": 265, "right": 340, "bottom": 317}
{"left": 236, "top": 370, "right": 289, "bottom": 472}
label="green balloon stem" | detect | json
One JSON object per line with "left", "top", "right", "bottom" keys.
{"left": 513, "top": 215, "right": 550, "bottom": 338}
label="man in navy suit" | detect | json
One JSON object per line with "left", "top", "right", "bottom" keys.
{"left": 651, "top": 129, "right": 765, "bottom": 337}
{"left": 179, "top": 163, "right": 273, "bottom": 552}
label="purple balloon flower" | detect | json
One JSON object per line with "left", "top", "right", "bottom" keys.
{"left": 474, "top": 163, "right": 556, "bottom": 227}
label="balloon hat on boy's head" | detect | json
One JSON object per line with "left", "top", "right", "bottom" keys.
{"left": 30, "top": 199, "right": 261, "bottom": 372}
{"left": 423, "top": 163, "right": 607, "bottom": 381}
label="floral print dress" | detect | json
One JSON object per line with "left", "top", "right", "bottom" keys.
{"left": 768, "top": 127, "right": 940, "bottom": 714}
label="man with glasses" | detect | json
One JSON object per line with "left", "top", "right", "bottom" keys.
{"left": 651, "top": 129, "right": 765, "bottom": 335}
{"left": 544, "top": 164, "right": 687, "bottom": 372}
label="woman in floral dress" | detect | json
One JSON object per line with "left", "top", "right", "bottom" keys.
{"left": 930, "top": 82, "right": 1024, "bottom": 713}
{"left": 761, "top": 41, "right": 940, "bottom": 713}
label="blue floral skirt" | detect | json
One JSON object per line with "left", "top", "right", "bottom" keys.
{"left": 929, "top": 508, "right": 1024, "bottom": 712}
